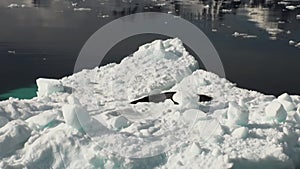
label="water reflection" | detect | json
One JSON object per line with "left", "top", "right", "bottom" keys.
{"left": 0, "top": 0, "right": 299, "bottom": 97}
{"left": 32, "top": 0, "right": 52, "bottom": 7}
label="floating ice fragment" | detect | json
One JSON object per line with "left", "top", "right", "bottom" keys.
{"left": 101, "top": 15, "right": 110, "bottom": 18}
{"left": 73, "top": 8, "right": 92, "bottom": 11}
{"left": 297, "top": 15, "right": 300, "bottom": 20}
{"left": 7, "top": 50, "right": 16, "bottom": 54}
{"left": 71, "top": 2, "right": 77, "bottom": 7}
{"left": 203, "top": 5, "right": 209, "bottom": 8}
{"left": 286, "top": 5, "right": 297, "bottom": 10}
{"left": 289, "top": 40, "right": 296, "bottom": 45}
{"left": 244, "top": 35, "right": 257, "bottom": 39}
{"left": 232, "top": 32, "right": 257, "bottom": 39}
{"left": 269, "top": 36, "right": 277, "bottom": 40}
{"left": 221, "top": 9, "right": 232, "bottom": 13}
{"left": 278, "top": 1, "right": 290, "bottom": 5}
{"left": 8, "top": 4, "right": 19, "bottom": 8}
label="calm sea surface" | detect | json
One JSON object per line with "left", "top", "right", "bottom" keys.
{"left": 0, "top": 0, "right": 299, "bottom": 100}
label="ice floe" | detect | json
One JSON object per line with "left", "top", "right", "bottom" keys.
{"left": 73, "top": 8, "right": 92, "bottom": 11}
{"left": 232, "top": 32, "right": 257, "bottom": 39}
{"left": 0, "top": 38, "right": 300, "bottom": 168}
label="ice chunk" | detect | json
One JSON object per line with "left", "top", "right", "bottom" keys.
{"left": 231, "top": 127, "right": 249, "bottom": 139}
{"left": 26, "top": 110, "right": 59, "bottom": 130}
{"left": 265, "top": 101, "right": 287, "bottom": 123}
{"left": 286, "top": 5, "right": 297, "bottom": 10}
{"left": 277, "top": 100, "right": 296, "bottom": 112}
{"left": 67, "top": 95, "right": 81, "bottom": 105}
{"left": 109, "top": 116, "right": 129, "bottom": 129}
{"left": 0, "top": 120, "right": 32, "bottom": 158}
{"left": 227, "top": 102, "right": 249, "bottom": 126}
{"left": 8, "top": 4, "right": 19, "bottom": 8}
{"left": 297, "top": 15, "right": 300, "bottom": 20}
{"left": 286, "top": 111, "right": 300, "bottom": 123}
{"left": 189, "top": 142, "right": 202, "bottom": 156}
{"left": 289, "top": 40, "right": 296, "bottom": 45}
{"left": 277, "top": 93, "right": 296, "bottom": 111}
{"left": 36, "top": 78, "right": 64, "bottom": 97}
{"left": 278, "top": 93, "right": 293, "bottom": 102}
{"left": 62, "top": 104, "right": 90, "bottom": 130}
{"left": 73, "top": 8, "right": 92, "bottom": 11}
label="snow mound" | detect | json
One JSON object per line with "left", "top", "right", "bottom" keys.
{"left": 0, "top": 120, "right": 32, "bottom": 158}
{"left": 0, "top": 38, "right": 300, "bottom": 169}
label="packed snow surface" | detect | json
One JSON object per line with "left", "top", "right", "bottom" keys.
{"left": 1, "top": 38, "right": 300, "bottom": 169}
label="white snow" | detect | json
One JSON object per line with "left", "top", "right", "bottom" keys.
{"left": 182, "top": 109, "right": 206, "bottom": 124}
{"left": 0, "top": 120, "right": 32, "bottom": 158}
{"left": 1, "top": 38, "right": 300, "bottom": 169}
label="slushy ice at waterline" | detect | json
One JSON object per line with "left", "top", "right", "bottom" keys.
{"left": 1, "top": 38, "right": 300, "bottom": 169}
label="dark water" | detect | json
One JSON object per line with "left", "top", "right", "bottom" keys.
{"left": 0, "top": 0, "right": 299, "bottom": 100}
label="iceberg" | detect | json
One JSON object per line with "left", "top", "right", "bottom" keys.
{"left": 0, "top": 38, "right": 300, "bottom": 169}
